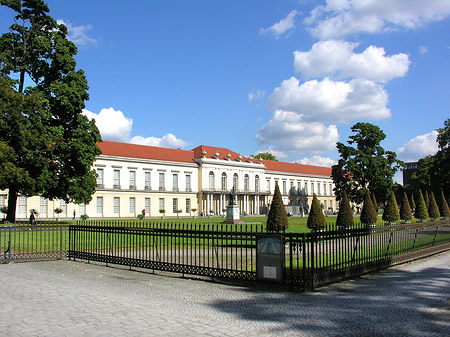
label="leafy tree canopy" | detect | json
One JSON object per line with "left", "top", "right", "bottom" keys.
{"left": 254, "top": 152, "right": 277, "bottom": 161}
{"left": 0, "top": 0, "right": 101, "bottom": 222}
{"left": 332, "top": 122, "right": 403, "bottom": 205}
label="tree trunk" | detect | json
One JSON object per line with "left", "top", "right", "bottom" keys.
{"left": 7, "top": 188, "right": 18, "bottom": 223}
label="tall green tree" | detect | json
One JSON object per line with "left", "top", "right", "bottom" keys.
{"left": 266, "top": 184, "right": 288, "bottom": 232}
{"left": 434, "top": 119, "right": 450, "bottom": 197}
{"left": 360, "top": 189, "right": 377, "bottom": 225}
{"left": 382, "top": 190, "right": 400, "bottom": 224}
{"left": 336, "top": 191, "right": 353, "bottom": 228}
{"left": 332, "top": 122, "right": 403, "bottom": 205}
{"left": 438, "top": 190, "right": 450, "bottom": 219}
{"left": 399, "top": 192, "right": 413, "bottom": 221}
{"left": 254, "top": 152, "right": 277, "bottom": 161}
{"left": 409, "top": 193, "right": 416, "bottom": 211}
{"left": 307, "top": 194, "right": 326, "bottom": 230}
{"left": 428, "top": 192, "right": 440, "bottom": 219}
{"left": 414, "top": 190, "right": 429, "bottom": 221}
{"left": 0, "top": 0, "right": 101, "bottom": 222}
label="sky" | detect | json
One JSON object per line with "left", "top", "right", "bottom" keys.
{"left": 1, "top": 0, "right": 449, "bottom": 174}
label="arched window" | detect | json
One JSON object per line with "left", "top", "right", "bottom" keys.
{"left": 244, "top": 174, "right": 249, "bottom": 192}
{"left": 209, "top": 171, "right": 215, "bottom": 190}
{"left": 221, "top": 173, "right": 227, "bottom": 191}
{"left": 255, "top": 175, "right": 259, "bottom": 192}
{"left": 233, "top": 173, "right": 239, "bottom": 190}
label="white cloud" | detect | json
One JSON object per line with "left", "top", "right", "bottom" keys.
{"left": 420, "top": 46, "right": 428, "bottom": 54}
{"left": 257, "top": 148, "right": 289, "bottom": 160}
{"left": 397, "top": 131, "right": 439, "bottom": 162}
{"left": 83, "top": 108, "right": 189, "bottom": 149}
{"left": 305, "top": 0, "right": 450, "bottom": 39}
{"left": 293, "top": 40, "right": 410, "bottom": 82}
{"left": 248, "top": 89, "right": 266, "bottom": 103}
{"left": 130, "top": 134, "right": 189, "bottom": 149}
{"left": 260, "top": 10, "right": 299, "bottom": 38}
{"left": 57, "top": 19, "right": 98, "bottom": 48}
{"left": 256, "top": 110, "right": 339, "bottom": 155}
{"left": 83, "top": 108, "right": 132, "bottom": 142}
{"left": 295, "top": 156, "right": 336, "bottom": 167}
{"left": 267, "top": 77, "right": 390, "bottom": 124}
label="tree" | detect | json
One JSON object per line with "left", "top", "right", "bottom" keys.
{"left": 438, "top": 190, "right": 450, "bottom": 219}
{"left": 434, "top": 119, "right": 450, "bottom": 197}
{"left": 371, "top": 191, "right": 378, "bottom": 212}
{"left": 409, "top": 193, "right": 416, "bottom": 211}
{"left": 332, "top": 122, "right": 403, "bottom": 205}
{"left": 360, "top": 190, "right": 378, "bottom": 226}
{"left": 266, "top": 184, "right": 288, "bottom": 232}
{"left": 0, "top": 0, "right": 101, "bottom": 222}
{"left": 428, "top": 192, "right": 440, "bottom": 219}
{"left": 424, "top": 190, "right": 430, "bottom": 211}
{"left": 254, "top": 152, "right": 277, "bottom": 161}
{"left": 414, "top": 190, "right": 429, "bottom": 221}
{"left": 382, "top": 190, "right": 400, "bottom": 224}
{"left": 399, "top": 192, "right": 413, "bottom": 221}
{"left": 336, "top": 191, "right": 353, "bottom": 228}
{"left": 307, "top": 194, "right": 326, "bottom": 230}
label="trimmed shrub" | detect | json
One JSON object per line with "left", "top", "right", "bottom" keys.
{"left": 399, "top": 192, "right": 413, "bottom": 221}
{"left": 424, "top": 190, "right": 430, "bottom": 210}
{"left": 409, "top": 193, "right": 416, "bottom": 211}
{"left": 307, "top": 194, "right": 326, "bottom": 230}
{"left": 382, "top": 190, "right": 400, "bottom": 223}
{"left": 414, "top": 190, "right": 429, "bottom": 221}
{"left": 336, "top": 191, "right": 353, "bottom": 228}
{"left": 428, "top": 192, "right": 440, "bottom": 219}
{"left": 360, "top": 190, "right": 377, "bottom": 225}
{"left": 371, "top": 192, "right": 378, "bottom": 212}
{"left": 438, "top": 190, "right": 450, "bottom": 218}
{"left": 266, "top": 184, "right": 289, "bottom": 232}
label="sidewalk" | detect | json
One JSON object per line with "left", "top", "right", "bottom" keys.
{"left": 1, "top": 252, "right": 449, "bottom": 336}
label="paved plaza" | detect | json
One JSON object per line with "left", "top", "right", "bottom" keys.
{"left": 1, "top": 252, "right": 449, "bottom": 336}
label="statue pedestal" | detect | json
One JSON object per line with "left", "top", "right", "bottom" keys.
{"left": 223, "top": 204, "right": 245, "bottom": 224}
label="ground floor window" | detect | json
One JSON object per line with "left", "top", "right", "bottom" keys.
{"left": 114, "top": 197, "right": 120, "bottom": 215}
{"left": 18, "top": 196, "right": 27, "bottom": 217}
{"left": 97, "top": 197, "right": 103, "bottom": 214}
{"left": 40, "top": 197, "right": 47, "bottom": 216}
{"left": 145, "top": 198, "right": 150, "bottom": 214}
{"left": 186, "top": 199, "right": 191, "bottom": 213}
{"left": 173, "top": 198, "right": 178, "bottom": 213}
{"left": 129, "top": 197, "right": 135, "bottom": 214}
{"left": 159, "top": 198, "right": 164, "bottom": 211}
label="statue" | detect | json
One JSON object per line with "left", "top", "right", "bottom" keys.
{"left": 228, "top": 186, "right": 236, "bottom": 205}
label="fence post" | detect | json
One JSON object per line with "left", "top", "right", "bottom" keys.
{"left": 302, "top": 233, "right": 306, "bottom": 292}
{"left": 310, "top": 233, "right": 315, "bottom": 290}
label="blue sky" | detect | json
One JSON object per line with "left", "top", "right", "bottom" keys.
{"left": 1, "top": 0, "right": 449, "bottom": 170}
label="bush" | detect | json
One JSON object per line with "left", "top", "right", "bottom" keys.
{"left": 336, "top": 191, "right": 353, "bottom": 228}
{"left": 80, "top": 214, "right": 89, "bottom": 221}
{"left": 409, "top": 193, "right": 416, "bottom": 211}
{"left": 438, "top": 190, "right": 450, "bottom": 218}
{"left": 399, "top": 192, "right": 412, "bottom": 221}
{"left": 360, "top": 190, "right": 377, "bottom": 225}
{"left": 307, "top": 194, "right": 326, "bottom": 230}
{"left": 382, "top": 190, "right": 400, "bottom": 223}
{"left": 414, "top": 190, "right": 429, "bottom": 221}
{"left": 266, "top": 184, "right": 288, "bottom": 232}
{"left": 428, "top": 191, "right": 440, "bottom": 219}
{"left": 371, "top": 192, "right": 378, "bottom": 212}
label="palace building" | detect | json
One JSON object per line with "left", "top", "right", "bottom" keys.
{"left": 2, "top": 141, "right": 337, "bottom": 220}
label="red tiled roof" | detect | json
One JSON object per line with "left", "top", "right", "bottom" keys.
{"left": 263, "top": 160, "right": 332, "bottom": 177}
{"left": 97, "top": 141, "right": 195, "bottom": 163}
{"left": 191, "top": 145, "right": 262, "bottom": 164}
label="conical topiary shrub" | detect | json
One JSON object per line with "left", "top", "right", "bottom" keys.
{"left": 438, "top": 190, "right": 450, "bottom": 219}
{"left": 360, "top": 190, "right": 378, "bottom": 226}
{"left": 424, "top": 190, "right": 430, "bottom": 210}
{"left": 409, "top": 193, "right": 416, "bottom": 211}
{"left": 336, "top": 191, "right": 353, "bottom": 228}
{"left": 307, "top": 194, "right": 327, "bottom": 230}
{"left": 371, "top": 192, "right": 378, "bottom": 213}
{"left": 382, "top": 190, "right": 400, "bottom": 224}
{"left": 428, "top": 191, "right": 440, "bottom": 220}
{"left": 266, "top": 184, "right": 289, "bottom": 232}
{"left": 399, "top": 191, "right": 412, "bottom": 222}
{"left": 414, "top": 190, "right": 429, "bottom": 221}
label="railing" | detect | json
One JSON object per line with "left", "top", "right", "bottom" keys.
{"left": 0, "top": 223, "right": 68, "bottom": 263}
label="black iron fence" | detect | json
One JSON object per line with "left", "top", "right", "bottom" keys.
{"left": 0, "top": 224, "right": 68, "bottom": 263}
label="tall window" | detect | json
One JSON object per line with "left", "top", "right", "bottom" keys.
{"left": 186, "top": 199, "right": 191, "bottom": 213}
{"left": 113, "top": 197, "right": 120, "bottom": 215}
{"left": 283, "top": 181, "right": 287, "bottom": 195}
{"left": 255, "top": 175, "right": 259, "bottom": 192}
{"left": 233, "top": 173, "right": 239, "bottom": 190}
{"left": 129, "top": 170, "right": 136, "bottom": 189}
{"left": 60, "top": 200, "right": 67, "bottom": 216}
{"left": 172, "top": 198, "right": 178, "bottom": 213}
{"left": 40, "top": 197, "right": 47, "bottom": 216}
{"left": 298, "top": 181, "right": 302, "bottom": 194}
{"left": 172, "top": 174, "right": 178, "bottom": 191}
{"left": 290, "top": 181, "right": 294, "bottom": 194}
{"left": 323, "top": 183, "right": 327, "bottom": 196}
{"left": 96, "top": 168, "right": 104, "bottom": 187}
{"left": 221, "top": 173, "right": 227, "bottom": 191}
{"left": 159, "top": 172, "right": 165, "bottom": 191}
{"left": 129, "top": 197, "right": 135, "bottom": 214}
{"left": 318, "top": 183, "right": 321, "bottom": 196}
{"left": 18, "top": 196, "right": 26, "bottom": 217}
{"left": 113, "top": 169, "right": 120, "bottom": 189}
{"left": 159, "top": 198, "right": 164, "bottom": 211}
{"left": 304, "top": 182, "right": 308, "bottom": 195}
{"left": 79, "top": 203, "right": 86, "bottom": 215}
{"left": 209, "top": 172, "right": 215, "bottom": 190}
{"left": 311, "top": 182, "right": 315, "bottom": 195}
{"left": 97, "top": 197, "right": 103, "bottom": 214}
{"left": 145, "top": 198, "right": 150, "bottom": 214}
{"left": 144, "top": 171, "right": 151, "bottom": 190}
{"left": 329, "top": 184, "right": 333, "bottom": 196}
{"left": 185, "top": 174, "right": 191, "bottom": 192}
{"left": 244, "top": 174, "right": 249, "bottom": 192}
